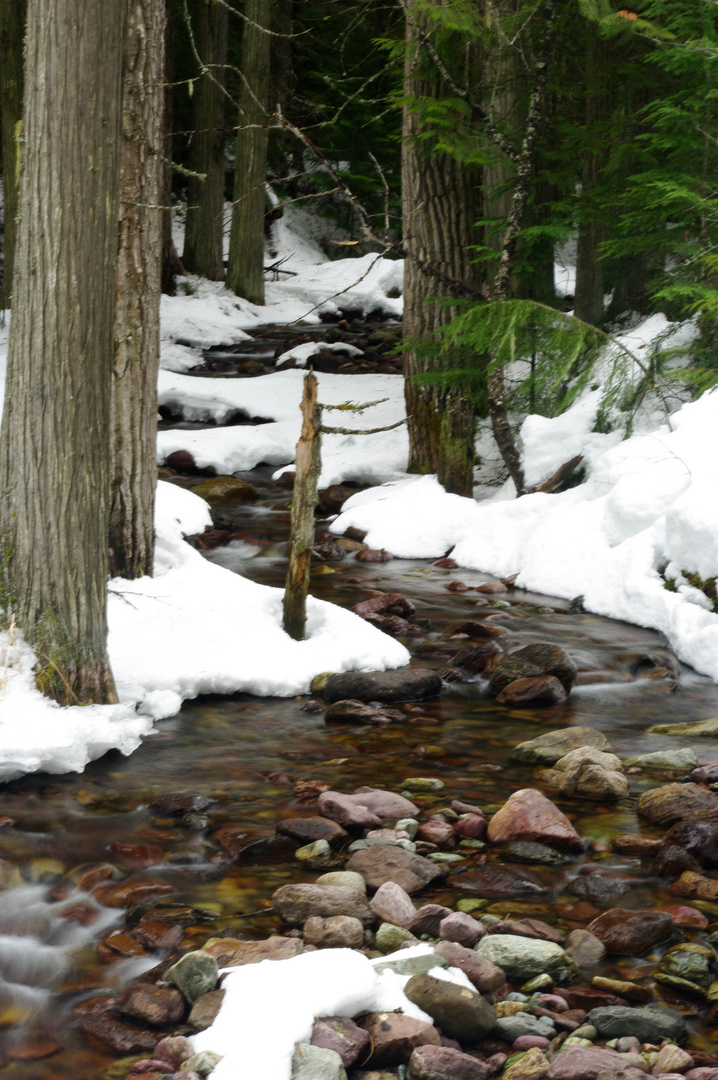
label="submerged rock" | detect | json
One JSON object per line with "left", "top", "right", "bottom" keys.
{"left": 511, "top": 728, "right": 611, "bottom": 765}
{"left": 586, "top": 907, "right": 673, "bottom": 955}
{"left": 489, "top": 644, "right": 578, "bottom": 698}
{"left": 487, "top": 789, "right": 584, "bottom": 853}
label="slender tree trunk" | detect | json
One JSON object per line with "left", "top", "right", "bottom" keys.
{"left": 0, "top": 0, "right": 26, "bottom": 308}
{"left": 226, "top": 0, "right": 272, "bottom": 304}
{"left": 402, "top": 1, "right": 482, "bottom": 498}
{"left": 182, "top": 0, "right": 228, "bottom": 280}
{"left": 0, "top": 0, "right": 125, "bottom": 704}
{"left": 283, "top": 373, "right": 321, "bottom": 641}
{"left": 161, "top": 0, "right": 183, "bottom": 294}
{"left": 574, "top": 30, "right": 611, "bottom": 326}
{"left": 110, "top": 0, "right": 165, "bottom": 580}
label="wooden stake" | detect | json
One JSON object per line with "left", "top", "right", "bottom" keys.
{"left": 283, "top": 372, "right": 321, "bottom": 641}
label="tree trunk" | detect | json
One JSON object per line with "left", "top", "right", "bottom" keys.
{"left": 0, "top": 0, "right": 26, "bottom": 308}
{"left": 574, "top": 29, "right": 611, "bottom": 326}
{"left": 401, "top": 1, "right": 482, "bottom": 498}
{"left": 0, "top": 0, "right": 125, "bottom": 704}
{"left": 161, "top": 0, "right": 183, "bottom": 295}
{"left": 226, "top": 0, "right": 272, "bottom": 304}
{"left": 182, "top": 0, "right": 228, "bottom": 280}
{"left": 283, "top": 373, "right": 321, "bottom": 642}
{"left": 109, "top": 0, "right": 165, "bottom": 580}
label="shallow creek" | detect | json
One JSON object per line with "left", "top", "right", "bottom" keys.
{"left": 2, "top": 325, "right": 718, "bottom": 1077}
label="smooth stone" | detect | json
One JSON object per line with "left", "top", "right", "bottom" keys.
{"left": 565, "top": 929, "right": 607, "bottom": 966}
{"left": 331, "top": 786, "right": 419, "bottom": 821}
{"left": 203, "top": 935, "right": 303, "bottom": 967}
{"left": 590, "top": 976, "right": 652, "bottom": 1003}
{"left": 359, "top": 1011, "right": 441, "bottom": 1066}
{"left": 502, "top": 841, "right": 572, "bottom": 866}
{"left": 316, "top": 871, "right": 367, "bottom": 894}
{"left": 311, "top": 1016, "right": 371, "bottom": 1067}
{"left": 476, "top": 934, "right": 576, "bottom": 983}
{"left": 397, "top": 817, "right": 419, "bottom": 839}
{"left": 587, "top": 908, "right": 673, "bottom": 956}
{"left": 637, "top": 784, "right": 718, "bottom": 826}
{"left": 656, "top": 820, "right": 718, "bottom": 867}
{"left": 657, "top": 945, "right": 712, "bottom": 988}
{"left": 303, "top": 915, "right": 365, "bottom": 949}
{"left": 511, "top": 727, "right": 611, "bottom": 765}
{"left": 488, "top": 789, "right": 584, "bottom": 853}
{"left": 449, "top": 863, "right": 561, "bottom": 898}
{"left": 628, "top": 748, "right": 698, "bottom": 770}
{"left": 454, "top": 815, "right": 487, "bottom": 842}
{"left": 403, "top": 973, "right": 496, "bottom": 1041}
{"left": 346, "top": 845, "right": 444, "bottom": 895}
{"left": 115, "top": 984, "right": 185, "bottom": 1026}
{"left": 191, "top": 476, "right": 258, "bottom": 503}
{"left": 403, "top": 777, "right": 445, "bottom": 791}
{"left": 588, "top": 1005, "right": 687, "bottom": 1044}
{"left": 296, "top": 839, "right": 331, "bottom": 860}
{"left": 521, "top": 974, "right": 555, "bottom": 992}
{"left": 434, "top": 940, "right": 506, "bottom": 992}
{"left": 571, "top": 1025, "right": 597, "bottom": 1040}
{"left": 651, "top": 1044, "right": 695, "bottom": 1075}
{"left": 438, "top": 910, "right": 484, "bottom": 948}
{"left": 495, "top": 675, "right": 568, "bottom": 707}
{"left": 375, "top": 922, "right": 419, "bottom": 952}
{"left": 503, "top": 1046, "right": 551, "bottom": 1080}
{"left": 493, "top": 1013, "right": 556, "bottom": 1042}
{"left": 647, "top": 717, "right": 718, "bottom": 736}
{"left": 547, "top": 1046, "right": 641, "bottom": 1080}
{"left": 164, "top": 951, "right": 218, "bottom": 1003}
{"left": 408, "top": 904, "right": 453, "bottom": 937}
{"left": 370, "top": 881, "right": 417, "bottom": 927}
{"left": 671, "top": 871, "right": 718, "bottom": 901}
{"left": 489, "top": 644, "right": 578, "bottom": 697}
{"left": 277, "top": 816, "right": 348, "bottom": 845}
{"left": 292, "top": 1042, "right": 347, "bottom": 1080}
{"left": 324, "top": 669, "right": 441, "bottom": 704}
{"left": 155, "top": 1036, "right": 196, "bottom": 1068}
{"left": 187, "top": 989, "right": 225, "bottom": 1032}
{"left": 557, "top": 762, "right": 629, "bottom": 801}
{"left": 407, "top": 1043, "right": 491, "bottom": 1080}
{"left": 514, "top": 1035, "right": 551, "bottom": 1050}
{"left": 554, "top": 747, "right": 623, "bottom": 772}
{"left": 180, "top": 1051, "right": 224, "bottom": 1076}
{"left": 271, "top": 883, "right": 373, "bottom": 926}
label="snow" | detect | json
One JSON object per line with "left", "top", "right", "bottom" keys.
{"left": 192, "top": 943, "right": 475, "bottom": 1080}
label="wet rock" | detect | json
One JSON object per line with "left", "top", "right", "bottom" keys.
{"left": 628, "top": 747, "right": 698, "bottom": 770}
{"left": 324, "top": 669, "right": 441, "bottom": 704}
{"left": 351, "top": 592, "right": 417, "bottom": 619}
{"left": 203, "top": 935, "right": 304, "bottom": 966}
{"left": 450, "top": 620, "right": 507, "bottom": 641}
{"left": 496, "top": 675, "right": 568, "bottom": 707}
{"left": 651, "top": 1044, "right": 694, "bottom": 1075}
{"left": 292, "top": 1043, "right": 347, "bottom": 1079}
{"left": 155, "top": 1035, "right": 196, "bottom": 1067}
{"left": 657, "top": 943, "right": 713, "bottom": 989}
{"left": 547, "top": 1046, "right": 640, "bottom": 1080}
{"left": 588, "top": 976, "right": 651, "bottom": 1003}
{"left": 663, "top": 903, "right": 709, "bottom": 927}
{"left": 316, "top": 870, "right": 367, "bottom": 893}
{"left": 564, "top": 929, "right": 607, "bottom": 966}
{"left": 359, "top": 1012, "right": 441, "bottom": 1066}
{"left": 501, "top": 842, "right": 572, "bottom": 866}
{"left": 404, "top": 974, "right": 496, "bottom": 1041}
{"left": 610, "top": 834, "right": 662, "bottom": 857}
{"left": 164, "top": 951, "right": 218, "bottom": 1003}
{"left": 191, "top": 476, "right": 258, "bottom": 503}
{"left": 670, "top": 871, "right": 718, "bottom": 901}
{"left": 417, "top": 818, "right": 456, "bottom": 847}
{"left": 187, "top": 989, "right": 225, "bottom": 1031}
{"left": 407, "top": 1043, "right": 491, "bottom": 1080}
{"left": 555, "top": 985, "right": 628, "bottom": 1010}
{"left": 434, "top": 940, "right": 506, "bottom": 992}
{"left": 511, "top": 728, "right": 611, "bottom": 765}
{"left": 692, "top": 763, "right": 718, "bottom": 784}
{"left": 180, "top": 1050, "right": 224, "bottom": 1076}
{"left": 277, "top": 816, "right": 348, "bottom": 845}
{"left": 657, "top": 820, "right": 718, "bottom": 867}
{"left": 272, "top": 883, "right": 373, "bottom": 925}
{"left": 319, "top": 788, "right": 417, "bottom": 828}
{"left": 568, "top": 873, "right": 633, "bottom": 905}
{"left": 356, "top": 548, "right": 393, "bottom": 563}
{"left": 303, "top": 915, "right": 365, "bottom": 948}
{"left": 637, "top": 784, "right": 718, "bottom": 826}
{"left": 493, "top": 1013, "right": 556, "bottom": 1043}
{"left": 116, "top": 984, "right": 185, "bottom": 1026}
{"left": 165, "top": 449, "right": 197, "bottom": 472}
{"left": 489, "top": 645, "right": 578, "bottom": 698}
{"left": 370, "top": 881, "right": 416, "bottom": 926}
{"left": 92, "top": 876, "right": 174, "bottom": 907}
{"left": 407, "top": 904, "right": 453, "bottom": 937}
{"left": 503, "top": 1046, "right": 551, "bottom": 1080}
{"left": 485, "top": 917, "right": 562, "bottom": 944}
{"left": 77, "top": 1007, "right": 157, "bottom": 1054}
{"left": 487, "top": 789, "right": 584, "bottom": 853}
{"left": 375, "top": 922, "right": 419, "bottom": 952}
{"left": 476, "top": 934, "right": 576, "bottom": 983}
{"left": 133, "top": 919, "right": 183, "bottom": 951}
{"left": 346, "top": 845, "right": 444, "bottom": 894}
{"left": 439, "top": 910, "right": 484, "bottom": 947}
{"left": 458, "top": 642, "right": 505, "bottom": 674}
{"left": 451, "top": 864, "right": 561, "bottom": 899}
{"left": 311, "top": 1015, "right": 371, "bottom": 1067}
{"left": 654, "top": 844, "right": 701, "bottom": 878}
{"left": 454, "top": 815, "right": 487, "bottom": 842}
{"left": 553, "top": 757, "right": 628, "bottom": 802}
{"left": 587, "top": 908, "right": 673, "bottom": 955}
{"left": 588, "top": 1005, "right": 686, "bottom": 1043}
{"left": 324, "top": 699, "right": 385, "bottom": 724}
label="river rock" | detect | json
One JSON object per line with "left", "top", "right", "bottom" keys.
{"left": 317, "top": 792, "right": 383, "bottom": 828}
{"left": 459, "top": 641, "right": 505, "bottom": 674}
{"left": 316, "top": 870, "right": 367, "bottom": 893}
{"left": 554, "top": 746, "right": 623, "bottom": 772}
{"left": 434, "top": 940, "right": 506, "bottom": 992}
{"left": 328, "top": 787, "right": 418, "bottom": 822}
{"left": 494, "top": 1013, "right": 557, "bottom": 1043}
{"left": 346, "top": 846, "right": 444, "bottom": 894}
{"left": 115, "top": 984, "right": 185, "bottom": 1026}
{"left": 418, "top": 818, "right": 456, "bottom": 847}
{"left": 586, "top": 908, "right": 673, "bottom": 955}
{"left": 311, "top": 1016, "right": 371, "bottom": 1067}
{"left": 303, "top": 915, "right": 365, "bottom": 948}
{"left": 438, "top": 910, "right": 484, "bottom": 947}
{"left": 657, "top": 944, "right": 713, "bottom": 989}
{"left": 359, "top": 1012, "right": 441, "bottom": 1066}
{"left": 323, "top": 670, "right": 441, "bottom": 704}
{"left": 489, "top": 645, "right": 578, "bottom": 698}
{"left": 547, "top": 1046, "right": 641, "bottom": 1080}
{"left": 77, "top": 1008, "right": 157, "bottom": 1054}
{"left": 164, "top": 951, "right": 218, "bottom": 1003}
{"left": 187, "top": 989, "right": 225, "bottom": 1031}
{"left": 501, "top": 841, "right": 572, "bottom": 866}
{"left": 352, "top": 591, "right": 416, "bottom": 619}
{"left": 511, "top": 728, "right": 611, "bottom": 765}
{"left": 651, "top": 1044, "right": 695, "bottom": 1075}
{"left": 628, "top": 747, "right": 698, "bottom": 770}
{"left": 588, "top": 1005, "right": 687, "bottom": 1043}
{"left": 203, "top": 935, "right": 303, "bottom": 967}
{"left": 454, "top": 814, "right": 487, "bottom": 841}
{"left": 657, "top": 820, "right": 718, "bottom": 867}
{"left": 670, "top": 871, "right": 718, "bottom": 901}
{"left": 403, "top": 974, "right": 496, "bottom": 1041}
{"left": 292, "top": 1043, "right": 347, "bottom": 1080}
{"left": 324, "top": 699, "right": 385, "bottom": 724}
{"left": 476, "top": 934, "right": 576, "bottom": 983}
{"left": 556, "top": 762, "right": 628, "bottom": 801}
{"left": 503, "top": 1047, "right": 551, "bottom": 1080}
{"left": 370, "top": 881, "right": 416, "bottom": 926}
{"left": 564, "top": 929, "right": 607, "bottom": 966}
{"left": 191, "top": 476, "right": 258, "bottom": 503}
{"left": 637, "top": 784, "right": 718, "bottom": 825}
{"left": 496, "top": 676, "right": 568, "bottom": 707}
{"left": 271, "top": 883, "right": 373, "bottom": 925}
{"left": 277, "top": 816, "right": 348, "bottom": 844}
{"left": 451, "top": 864, "right": 562, "bottom": 898}
{"left": 155, "top": 1036, "right": 196, "bottom": 1068}
{"left": 408, "top": 904, "right": 453, "bottom": 937}
{"left": 487, "top": 789, "right": 584, "bottom": 853}
{"left": 407, "top": 1044, "right": 491, "bottom": 1080}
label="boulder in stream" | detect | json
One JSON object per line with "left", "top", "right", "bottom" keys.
{"left": 487, "top": 789, "right": 584, "bottom": 852}
{"left": 637, "top": 783, "right": 718, "bottom": 825}
{"left": 489, "top": 644, "right": 578, "bottom": 698}
{"left": 323, "top": 668, "right": 441, "bottom": 703}
{"left": 511, "top": 727, "right": 611, "bottom": 765}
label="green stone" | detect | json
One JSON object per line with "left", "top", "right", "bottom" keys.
{"left": 400, "top": 777, "right": 445, "bottom": 791}
{"left": 521, "top": 973, "right": 554, "bottom": 992}
{"left": 457, "top": 898, "right": 487, "bottom": 913}
{"left": 295, "top": 839, "right": 330, "bottom": 860}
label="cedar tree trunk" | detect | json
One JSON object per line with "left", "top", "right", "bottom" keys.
{"left": 0, "top": 0, "right": 26, "bottom": 307}
{"left": 0, "top": 0, "right": 125, "bottom": 704}
{"left": 110, "top": 0, "right": 165, "bottom": 579}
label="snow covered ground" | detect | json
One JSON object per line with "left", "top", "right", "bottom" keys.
{"left": 0, "top": 204, "right": 717, "bottom": 782}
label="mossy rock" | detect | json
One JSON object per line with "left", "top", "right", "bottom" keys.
{"left": 191, "top": 476, "right": 259, "bottom": 503}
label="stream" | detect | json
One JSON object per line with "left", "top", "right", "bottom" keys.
{"left": 2, "top": 320, "right": 718, "bottom": 1078}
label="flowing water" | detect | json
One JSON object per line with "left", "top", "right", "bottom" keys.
{"left": 2, "top": 324, "right": 718, "bottom": 1076}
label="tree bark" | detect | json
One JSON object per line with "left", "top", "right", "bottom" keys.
{"left": 110, "top": 0, "right": 165, "bottom": 580}
{"left": 0, "top": 0, "right": 125, "bottom": 704}
{"left": 401, "top": 0, "right": 483, "bottom": 498}
{"left": 283, "top": 373, "right": 320, "bottom": 641}
{"left": 0, "top": 0, "right": 26, "bottom": 308}
{"left": 182, "top": 0, "right": 228, "bottom": 280}
{"left": 226, "top": 0, "right": 272, "bottom": 304}
{"left": 161, "top": 0, "right": 183, "bottom": 294}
